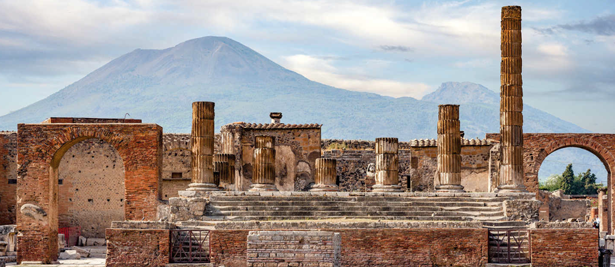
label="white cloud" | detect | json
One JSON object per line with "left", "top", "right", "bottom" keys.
{"left": 281, "top": 54, "right": 431, "bottom": 98}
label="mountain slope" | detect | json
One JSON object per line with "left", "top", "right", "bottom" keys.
{"left": 0, "top": 37, "right": 587, "bottom": 140}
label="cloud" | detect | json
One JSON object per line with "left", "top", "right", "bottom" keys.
{"left": 535, "top": 14, "right": 615, "bottom": 36}
{"left": 379, "top": 45, "right": 414, "bottom": 53}
{"left": 281, "top": 54, "right": 431, "bottom": 98}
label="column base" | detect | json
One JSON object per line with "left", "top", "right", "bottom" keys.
{"left": 372, "top": 184, "right": 403, "bottom": 192}
{"left": 249, "top": 183, "right": 278, "bottom": 191}
{"left": 497, "top": 184, "right": 528, "bottom": 193}
{"left": 435, "top": 184, "right": 465, "bottom": 193}
{"left": 187, "top": 183, "right": 220, "bottom": 191}
{"left": 310, "top": 184, "right": 339, "bottom": 192}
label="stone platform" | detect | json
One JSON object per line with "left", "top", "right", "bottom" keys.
{"left": 163, "top": 191, "right": 538, "bottom": 223}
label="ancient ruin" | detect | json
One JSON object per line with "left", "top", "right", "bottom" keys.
{"left": 0, "top": 5, "right": 609, "bottom": 267}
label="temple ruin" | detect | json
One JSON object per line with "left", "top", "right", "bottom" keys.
{"left": 0, "top": 5, "right": 610, "bottom": 267}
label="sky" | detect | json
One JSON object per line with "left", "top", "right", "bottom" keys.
{"left": 0, "top": 0, "right": 614, "bottom": 132}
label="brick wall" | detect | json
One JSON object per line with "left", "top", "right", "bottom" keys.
{"left": 210, "top": 230, "right": 250, "bottom": 267}
{"left": 530, "top": 228, "right": 598, "bottom": 267}
{"left": 0, "top": 132, "right": 16, "bottom": 225}
{"left": 338, "top": 228, "right": 488, "bottom": 266}
{"left": 105, "top": 229, "right": 170, "bottom": 267}
{"left": 16, "top": 123, "right": 162, "bottom": 263}
{"left": 247, "top": 231, "right": 340, "bottom": 267}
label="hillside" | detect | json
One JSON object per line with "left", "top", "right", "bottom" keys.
{"left": 0, "top": 37, "right": 588, "bottom": 141}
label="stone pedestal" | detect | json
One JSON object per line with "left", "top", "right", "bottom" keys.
{"left": 187, "top": 101, "right": 219, "bottom": 191}
{"left": 250, "top": 136, "right": 278, "bottom": 191}
{"left": 372, "top": 137, "right": 402, "bottom": 192}
{"left": 436, "top": 105, "right": 464, "bottom": 193}
{"left": 310, "top": 158, "right": 338, "bottom": 192}
{"left": 498, "top": 6, "right": 527, "bottom": 193}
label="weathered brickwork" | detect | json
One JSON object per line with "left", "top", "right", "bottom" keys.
{"left": 0, "top": 132, "right": 16, "bottom": 225}
{"left": 338, "top": 228, "right": 488, "bottom": 266}
{"left": 487, "top": 133, "right": 615, "bottom": 231}
{"left": 105, "top": 229, "right": 170, "bottom": 267}
{"left": 16, "top": 123, "right": 162, "bottom": 263}
{"left": 210, "top": 230, "right": 250, "bottom": 267}
{"left": 530, "top": 228, "right": 598, "bottom": 267}
{"left": 247, "top": 231, "right": 340, "bottom": 267}
{"left": 57, "top": 138, "right": 125, "bottom": 238}
{"left": 221, "top": 123, "right": 321, "bottom": 192}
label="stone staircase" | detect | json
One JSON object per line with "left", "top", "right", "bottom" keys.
{"left": 204, "top": 195, "right": 510, "bottom": 221}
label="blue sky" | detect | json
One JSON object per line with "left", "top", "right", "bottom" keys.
{"left": 0, "top": 0, "right": 614, "bottom": 132}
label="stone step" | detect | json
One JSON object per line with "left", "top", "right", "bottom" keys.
{"left": 212, "top": 205, "right": 502, "bottom": 212}
{"left": 483, "top": 221, "right": 527, "bottom": 228}
{"left": 204, "top": 215, "right": 508, "bottom": 222}
{"left": 209, "top": 210, "right": 505, "bottom": 217}
{"left": 209, "top": 196, "right": 508, "bottom": 202}
{"left": 208, "top": 200, "right": 501, "bottom": 207}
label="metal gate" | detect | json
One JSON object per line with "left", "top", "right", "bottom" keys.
{"left": 488, "top": 229, "right": 531, "bottom": 263}
{"left": 170, "top": 230, "right": 210, "bottom": 263}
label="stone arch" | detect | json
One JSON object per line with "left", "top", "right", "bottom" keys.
{"left": 16, "top": 123, "right": 162, "bottom": 263}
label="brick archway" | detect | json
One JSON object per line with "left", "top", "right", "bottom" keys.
{"left": 16, "top": 123, "right": 162, "bottom": 263}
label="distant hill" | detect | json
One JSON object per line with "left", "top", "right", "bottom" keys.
{"left": 0, "top": 36, "right": 587, "bottom": 140}
{"left": 0, "top": 36, "right": 602, "bottom": 182}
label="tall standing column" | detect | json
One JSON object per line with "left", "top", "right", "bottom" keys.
{"left": 499, "top": 5, "right": 527, "bottom": 193}
{"left": 372, "top": 137, "right": 402, "bottom": 192}
{"left": 310, "top": 158, "right": 338, "bottom": 192}
{"left": 188, "top": 101, "right": 219, "bottom": 191}
{"left": 250, "top": 136, "right": 278, "bottom": 191}
{"left": 435, "top": 105, "right": 464, "bottom": 192}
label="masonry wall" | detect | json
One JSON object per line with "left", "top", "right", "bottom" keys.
{"left": 221, "top": 124, "right": 322, "bottom": 191}
{"left": 0, "top": 132, "right": 16, "bottom": 225}
{"left": 322, "top": 140, "right": 491, "bottom": 192}
{"left": 247, "top": 231, "right": 340, "bottom": 267}
{"left": 210, "top": 230, "right": 250, "bottom": 267}
{"left": 58, "top": 138, "right": 125, "bottom": 238}
{"left": 530, "top": 228, "right": 598, "bottom": 267}
{"left": 105, "top": 229, "right": 170, "bottom": 267}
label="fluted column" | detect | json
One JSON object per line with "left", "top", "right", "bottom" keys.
{"left": 214, "top": 154, "right": 236, "bottom": 186}
{"left": 188, "top": 101, "right": 218, "bottom": 191}
{"left": 310, "top": 158, "right": 338, "bottom": 192}
{"left": 372, "top": 137, "right": 402, "bottom": 192}
{"left": 499, "top": 5, "right": 527, "bottom": 193}
{"left": 250, "top": 136, "right": 278, "bottom": 191}
{"left": 214, "top": 161, "right": 230, "bottom": 187}
{"left": 435, "top": 105, "right": 464, "bottom": 192}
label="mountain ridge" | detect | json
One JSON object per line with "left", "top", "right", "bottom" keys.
{"left": 0, "top": 36, "right": 588, "bottom": 139}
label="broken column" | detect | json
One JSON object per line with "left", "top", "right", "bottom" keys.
{"left": 250, "top": 136, "right": 278, "bottom": 191}
{"left": 214, "top": 154, "right": 236, "bottom": 187}
{"left": 372, "top": 137, "right": 402, "bottom": 192}
{"left": 499, "top": 5, "right": 527, "bottom": 193}
{"left": 310, "top": 158, "right": 338, "bottom": 192}
{"left": 187, "top": 101, "right": 219, "bottom": 191}
{"left": 435, "top": 104, "right": 464, "bottom": 192}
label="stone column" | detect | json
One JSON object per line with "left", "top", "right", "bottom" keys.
{"left": 187, "top": 101, "right": 218, "bottom": 191}
{"left": 250, "top": 136, "right": 278, "bottom": 191}
{"left": 598, "top": 188, "right": 609, "bottom": 232}
{"left": 436, "top": 104, "right": 464, "bottom": 192}
{"left": 214, "top": 161, "right": 230, "bottom": 186}
{"left": 310, "top": 158, "right": 338, "bottom": 191}
{"left": 499, "top": 5, "right": 527, "bottom": 193}
{"left": 214, "top": 154, "right": 236, "bottom": 186}
{"left": 373, "top": 137, "right": 402, "bottom": 192}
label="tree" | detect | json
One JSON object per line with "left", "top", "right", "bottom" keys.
{"left": 539, "top": 174, "right": 562, "bottom": 191}
{"left": 560, "top": 164, "right": 575, "bottom": 194}
{"left": 578, "top": 168, "right": 600, "bottom": 195}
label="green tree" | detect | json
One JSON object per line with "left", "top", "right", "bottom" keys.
{"left": 560, "top": 163, "right": 575, "bottom": 194}
{"left": 539, "top": 174, "right": 562, "bottom": 191}
{"left": 578, "top": 168, "right": 600, "bottom": 195}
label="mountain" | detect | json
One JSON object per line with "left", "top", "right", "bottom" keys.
{"left": 0, "top": 37, "right": 588, "bottom": 141}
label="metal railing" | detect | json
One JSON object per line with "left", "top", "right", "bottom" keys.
{"left": 170, "top": 230, "right": 211, "bottom": 263}
{"left": 488, "top": 229, "right": 531, "bottom": 263}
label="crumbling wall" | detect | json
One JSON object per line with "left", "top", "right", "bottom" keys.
{"left": 247, "top": 231, "right": 341, "bottom": 267}
{"left": 221, "top": 124, "right": 321, "bottom": 191}
{"left": 57, "top": 138, "right": 125, "bottom": 238}
{"left": 0, "top": 132, "right": 16, "bottom": 225}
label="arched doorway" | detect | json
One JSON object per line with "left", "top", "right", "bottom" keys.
{"left": 538, "top": 147, "right": 608, "bottom": 191}
{"left": 57, "top": 138, "right": 125, "bottom": 239}
{"left": 16, "top": 123, "right": 162, "bottom": 263}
